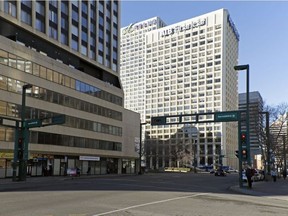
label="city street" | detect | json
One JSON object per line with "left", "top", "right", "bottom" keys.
{"left": 0, "top": 173, "right": 287, "bottom": 216}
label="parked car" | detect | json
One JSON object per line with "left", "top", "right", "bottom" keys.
{"left": 252, "top": 169, "right": 265, "bottom": 181}
{"left": 67, "top": 168, "right": 80, "bottom": 177}
{"left": 242, "top": 169, "right": 264, "bottom": 182}
{"left": 215, "top": 169, "right": 226, "bottom": 176}
{"left": 222, "top": 166, "right": 238, "bottom": 174}
{"left": 198, "top": 165, "right": 214, "bottom": 172}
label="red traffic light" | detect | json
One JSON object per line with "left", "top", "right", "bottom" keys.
{"left": 240, "top": 132, "right": 247, "bottom": 144}
{"left": 18, "top": 137, "right": 24, "bottom": 148}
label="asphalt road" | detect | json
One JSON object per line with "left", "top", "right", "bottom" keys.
{"left": 0, "top": 172, "right": 287, "bottom": 216}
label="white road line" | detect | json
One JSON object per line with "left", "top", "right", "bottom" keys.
{"left": 93, "top": 192, "right": 209, "bottom": 216}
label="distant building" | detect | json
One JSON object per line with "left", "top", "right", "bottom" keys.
{"left": 239, "top": 92, "right": 264, "bottom": 154}
{"left": 121, "top": 9, "right": 240, "bottom": 169}
{"left": 239, "top": 91, "right": 264, "bottom": 168}
{"left": 0, "top": 1, "right": 140, "bottom": 178}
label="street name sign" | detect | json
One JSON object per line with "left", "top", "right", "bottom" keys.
{"left": 214, "top": 111, "right": 239, "bottom": 122}
{"left": 25, "top": 119, "right": 42, "bottom": 128}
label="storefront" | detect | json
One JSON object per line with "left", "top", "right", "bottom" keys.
{"left": 0, "top": 152, "right": 136, "bottom": 178}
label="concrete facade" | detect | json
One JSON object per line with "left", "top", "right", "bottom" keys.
{"left": 0, "top": 1, "right": 140, "bottom": 178}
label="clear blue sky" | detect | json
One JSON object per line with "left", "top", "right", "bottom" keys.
{"left": 121, "top": 0, "right": 288, "bottom": 106}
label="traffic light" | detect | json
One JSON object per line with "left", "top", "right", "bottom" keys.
{"left": 240, "top": 131, "right": 247, "bottom": 145}
{"left": 18, "top": 137, "right": 24, "bottom": 149}
{"left": 235, "top": 150, "right": 239, "bottom": 158}
{"left": 242, "top": 148, "right": 248, "bottom": 160}
{"left": 18, "top": 137, "right": 24, "bottom": 160}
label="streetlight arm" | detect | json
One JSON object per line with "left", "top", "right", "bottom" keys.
{"left": 234, "top": 64, "right": 249, "bottom": 71}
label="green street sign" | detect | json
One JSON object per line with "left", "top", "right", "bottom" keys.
{"left": 151, "top": 116, "right": 166, "bottom": 125}
{"left": 214, "top": 111, "right": 239, "bottom": 122}
{"left": 25, "top": 119, "right": 42, "bottom": 128}
{"left": 52, "top": 115, "right": 65, "bottom": 125}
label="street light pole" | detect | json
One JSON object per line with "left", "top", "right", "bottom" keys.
{"left": 234, "top": 64, "right": 251, "bottom": 165}
{"left": 19, "top": 84, "right": 32, "bottom": 181}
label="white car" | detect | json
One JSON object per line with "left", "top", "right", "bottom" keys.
{"left": 252, "top": 169, "right": 265, "bottom": 181}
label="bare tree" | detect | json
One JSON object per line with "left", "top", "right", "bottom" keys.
{"left": 259, "top": 102, "right": 288, "bottom": 172}
{"left": 170, "top": 142, "right": 192, "bottom": 168}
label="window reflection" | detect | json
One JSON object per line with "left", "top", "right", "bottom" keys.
{"left": 0, "top": 48, "right": 123, "bottom": 106}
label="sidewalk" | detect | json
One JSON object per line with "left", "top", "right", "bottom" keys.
{"left": 230, "top": 178, "right": 288, "bottom": 201}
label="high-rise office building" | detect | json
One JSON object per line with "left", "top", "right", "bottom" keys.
{"left": 121, "top": 9, "right": 239, "bottom": 169}
{"left": 0, "top": 1, "right": 140, "bottom": 178}
{"left": 120, "top": 17, "right": 166, "bottom": 122}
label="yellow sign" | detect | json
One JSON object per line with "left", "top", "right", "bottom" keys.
{"left": 0, "top": 152, "right": 14, "bottom": 159}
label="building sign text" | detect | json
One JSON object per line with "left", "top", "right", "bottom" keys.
{"left": 161, "top": 18, "right": 206, "bottom": 37}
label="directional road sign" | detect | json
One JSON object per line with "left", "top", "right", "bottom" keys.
{"left": 214, "top": 111, "right": 239, "bottom": 122}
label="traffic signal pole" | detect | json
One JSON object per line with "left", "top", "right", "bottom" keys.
{"left": 18, "top": 84, "right": 32, "bottom": 181}
{"left": 246, "top": 65, "right": 251, "bottom": 165}
{"left": 12, "top": 122, "right": 19, "bottom": 181}
{"left": 234, "top": 65, "right": 250, "bottom": 165}
{"left": 238, "top": 120, "right": 243, "bottom": 188}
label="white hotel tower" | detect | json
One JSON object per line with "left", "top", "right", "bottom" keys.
{"left": 121, "top": 9, "right": 240, "bottom": 169}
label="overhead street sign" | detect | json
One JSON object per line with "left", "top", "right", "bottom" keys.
{"left": 214, "top": 111, "right": 239, "bottom": 122}
{"left": 52, "top": 115, "right": 65, "bottom": 124}
{"left": 151, "top": 116, "right": 166, "bottom": 125}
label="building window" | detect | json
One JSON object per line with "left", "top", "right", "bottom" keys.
{"left": 72, "top": 24, "right": 78, "bottom": 36}
{"left": 36, "top": 1, "right": 45, "bottom": 14}
{"left": 4, "top": 0, "right": 17, "bottom": 17}
{"left": 72, "top": 39, "right": 78, "bottom": 51}
{"left": 61, "top": 17, "right": 68, "bottom": 29}
{"left": 21, "top": 10, "right": 32, "bottom": 25}
{"left": 49, "top": 26, "right": 58, "bottom": 40}
{"left": 49, "top": 10, "right": 57, "bottom": 23}
{"left": 81, "top": 45, "right": 87, "bottom": 56}
{"left": 61, "top": 1, "right": 68, "bottom": 14}
{"left": 61, "top": 33, "right": 68, "bottom": 45}
{"left": 72, "top": 9, "right": 79, "bottom": 21}
{"left": 36, "top": 18, "right": 45, "bottom": 33}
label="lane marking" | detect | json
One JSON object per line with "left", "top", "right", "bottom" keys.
{"left": 93, "top": 192, "right": 209, "bottom": 216}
